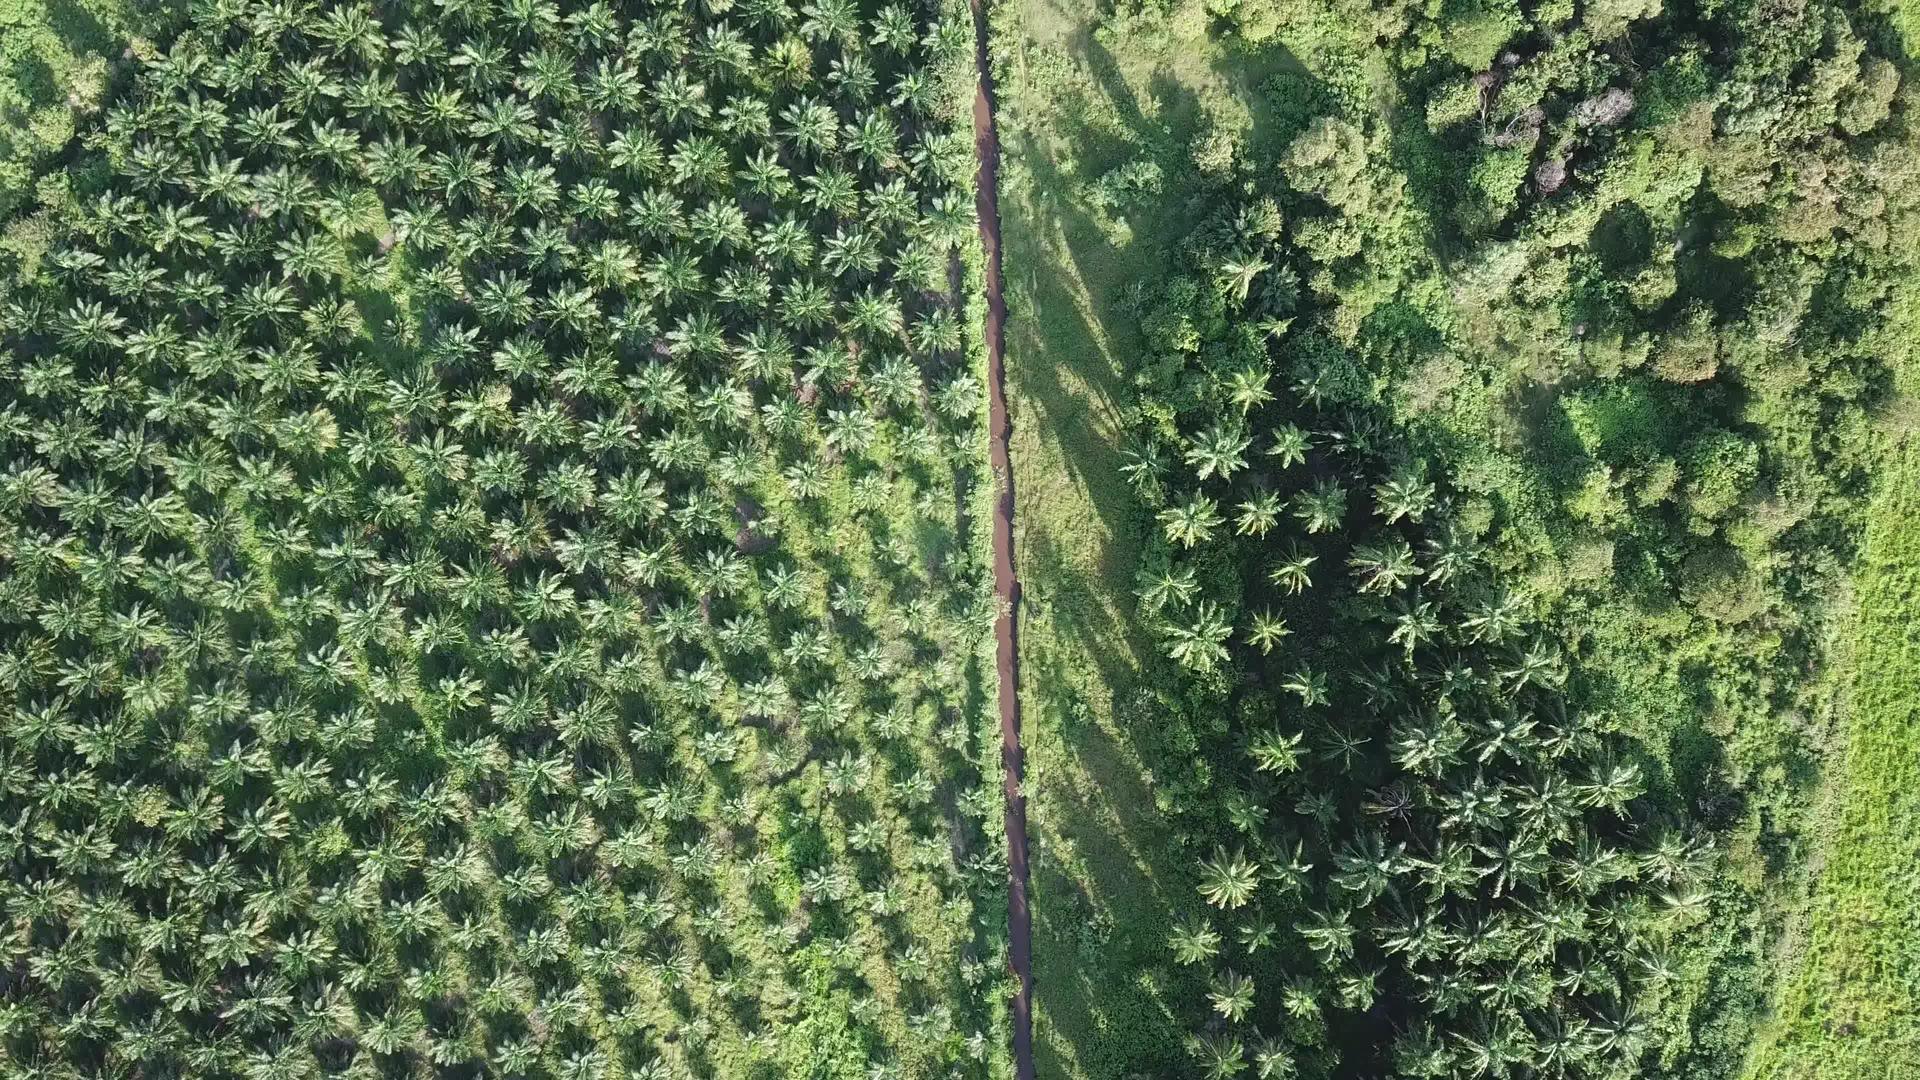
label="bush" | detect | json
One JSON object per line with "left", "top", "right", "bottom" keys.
{"left": 1564, "top": 379, "right": 1677, "bottom": 462}
{"left": 1653, "top": 303, "right": 1723, "bottom": 384}
{"left": 1087, "top": 157, "right": 1168, "bottom": 213}
{"left": 1681, "top": 430, "right": 1762, "bottom": 526}
{"left": 1679, "top": 546, "right": 1766, "bottom": 624}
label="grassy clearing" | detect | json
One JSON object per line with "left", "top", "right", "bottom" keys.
{"left": 986, "top": 2, "right": 1290, "bottom": 1075}
{"left": 1742, "top": 440, "right": 1920, "bottom": 1076}
{"left": 1740, "top": 12, "right": 1920, "bottom": 1055}
{"left": 1742, "top": 339, "right": 1920, "bottom": 1076}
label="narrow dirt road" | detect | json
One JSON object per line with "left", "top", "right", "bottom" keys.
{"left": 966, "top": 2, "right": 1034, "bottom": 1077}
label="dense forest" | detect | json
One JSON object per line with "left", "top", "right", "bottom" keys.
{"left": 3, "top": 0, "right": 1919, "bottom": 1075}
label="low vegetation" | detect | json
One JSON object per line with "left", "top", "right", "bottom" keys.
{"left": 1743, "top": 307, "right": 1920, "bottom": 1076}
{"left": 0, "top": 0, "right": 180, "bottom": 220}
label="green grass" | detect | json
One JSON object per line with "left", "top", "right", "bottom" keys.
{"left": 1741, "top": 439, "right": 1920, "bottom": 1076}
{"left": 987, "top": 2, "right": 1294, "bottom": 1075}
{"left": 1736, "top": 13, "right": 1920, "bottom": 1062}
{"left": 1740, "top": 354, "right": 1920, "bottom": 1076}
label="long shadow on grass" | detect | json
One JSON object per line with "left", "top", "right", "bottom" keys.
{"left": 1000, "top": 21, "right": 1305, "bottom": 554}
{"left": 995, "top": 17, "right": 1304, "bottom": 1078}
{"left": 1020, "top": 532, "right": 1204, "bottom": 1080}
{"left": 994, "top": 52, "right": 1193, "bottom": 1080}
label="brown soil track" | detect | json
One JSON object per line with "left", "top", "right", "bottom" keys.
{"left": 965, "top": 2, "right": 1034, "bottom": 1077}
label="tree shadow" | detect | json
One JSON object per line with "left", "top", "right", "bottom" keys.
{"left": 990, "top": 9, "right": 1304, "bottom": 1076}
{"left": 44, "top": 0, "right": 113, "bottom": 54}
{"left": 996, "top": 21, "right": 1310, "bottom": 549}
{"left": 1019, "top": 531, "right": 1204, "bottom": 1079}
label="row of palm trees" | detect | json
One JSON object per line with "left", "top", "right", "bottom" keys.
{"left": 0, "top": 0, "right": 1013, "bottom": 1076}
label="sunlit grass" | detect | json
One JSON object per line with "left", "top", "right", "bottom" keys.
{"left": 1744, "top": 279, "right": 1920, "bottom": 1077}
{"left": 989, "top": 2, "right": 1292, "bottom": 1075}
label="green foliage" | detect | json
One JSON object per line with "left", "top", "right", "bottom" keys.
{"left": 1045, "top": 0, "right": 1920, "bottom": 1071}
{"left": 0, "top": 0, "right": 179, "bottom": 218}
{"left": 1650, "top": 302, "right": 1721, "bottom": 384}
{"left": 0, "top": 0, "right": 1011, "bottom": 1077}
{"left": 1281, "top": 116, "right": 1369, "bottom": 212}
{"left": 1564, "top": 379, "right": 1677, "bottom": 463}
{"left": 1463, "top": 144, "right": 1529, "bottom": 231}
{"left": 1085, "top": 157, "right": 1165, "bottom": 213}
{"left": 1679, "top": 431, "right": 1761, "bottom": 526}
{"left": 1583, "top": 0, "right": 1661, "bottom": 40}
{"left": 1436, "top": 0, "right": 1520, "bottom": 71}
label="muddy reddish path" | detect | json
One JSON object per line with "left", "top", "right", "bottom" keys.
{"left": 967, "top": 1, "right": 1033, "bottom": 1076}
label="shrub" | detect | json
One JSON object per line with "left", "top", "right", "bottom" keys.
{"left": 1681, "top": 430, "right": 1762, "bottom": 526}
